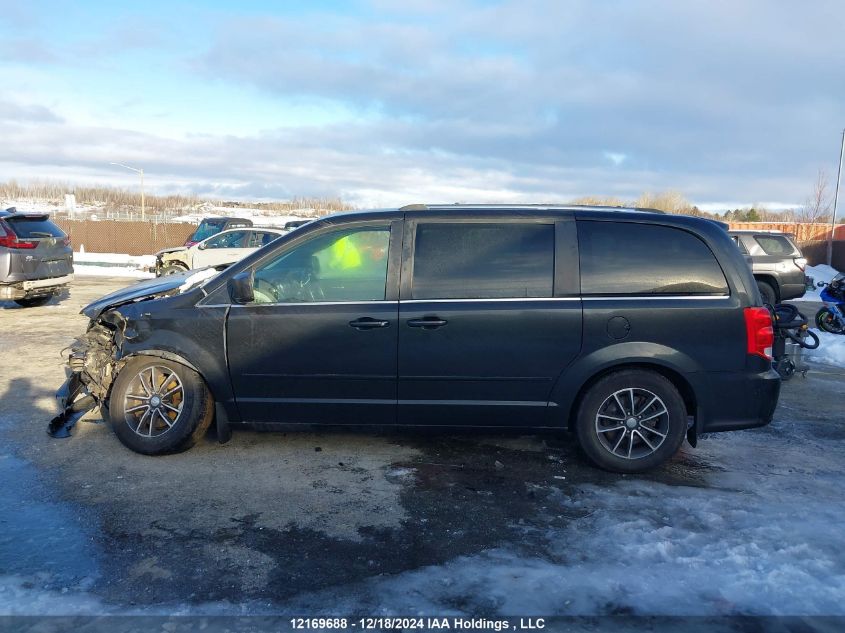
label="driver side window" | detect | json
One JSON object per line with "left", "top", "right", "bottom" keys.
{"left": 251, "top": 226, "right": 390, "bottom": 304}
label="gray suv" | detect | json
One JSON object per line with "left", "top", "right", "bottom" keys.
{"left": 728, "top": 230, "right": 807, "bottom": 304}
{"left": 0, "top": 208, "right": 73, "bottom": 307}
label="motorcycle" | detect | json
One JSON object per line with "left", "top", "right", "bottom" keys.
{"left": 815, "top": 272, "right": 845, "bottom": 335}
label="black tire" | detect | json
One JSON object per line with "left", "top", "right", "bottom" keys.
{"left": 161, "top": 264, "right": 189, "bottom": 276}
{"left": 575, "top": 369, "right": 688, "bottom": 473}
{"left": 757, "top": 280, "right": 777, "bottom": 306}
{"left": 108, "top": 356, "right": 213, "bottom": 455}
{"left": 14, "top": 295, "right": 53, "bottom": 307}
{"left": 816, "top": 308, "right": 845, "bottom": 334}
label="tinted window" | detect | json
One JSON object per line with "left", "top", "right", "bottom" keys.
{"left": 412, "top": 223, "right": 554, "bottom": 299}
{"left": 754, "top": 234, "right": 796, "bottom": 256}
{"left": 249, "top": 231, "right": 280, "bottom": 247}
{"left": 579, "top": 221, "right": 728, "bottom": 295}
{"left": 6, "top": 217, "right": 65, "bottom": 238}
{"left": 252, "top": 227, "right": 390, "bottom": 303}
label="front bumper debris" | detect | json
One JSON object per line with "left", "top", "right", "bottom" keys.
{"left": 48, "top": 320, "right": 121, "bottom": 439}
{"left": 48, "top": 373, "right": 97, "bottom": 438}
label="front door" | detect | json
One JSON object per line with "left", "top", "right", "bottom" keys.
{"left": 397, "top": 217, "right": 582, "bottom": 426}
{"left": 226, "top": 220, "right": 401, "bottom": 424}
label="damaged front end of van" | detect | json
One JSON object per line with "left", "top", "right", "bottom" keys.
{"left": 48, "top": 269, "right": 219, "bottom": 438}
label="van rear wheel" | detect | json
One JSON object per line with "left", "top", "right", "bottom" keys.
{"left": 575, "top": 369, "right": 687, "bottom": 473}
{"left": 108, "top": 357, "right": 213, "bottom": 455}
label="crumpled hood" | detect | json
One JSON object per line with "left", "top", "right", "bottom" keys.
{"left": 81, "top": 271, "right": 195, "bottom": 319}
{"left": 155, "top": 246, "right": 187, "bottom": 257}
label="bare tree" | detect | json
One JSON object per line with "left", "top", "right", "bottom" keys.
{"left": 798, "top": 169, "right": 832, "bottom": 224}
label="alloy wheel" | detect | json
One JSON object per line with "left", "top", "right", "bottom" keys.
{"left": 123, "top": 365, "right": 184, "bottom": 437}
{"left": 594, "top": 387, "right": 670, "bottom": 460}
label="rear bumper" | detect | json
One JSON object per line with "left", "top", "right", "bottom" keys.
{"left": 694, "top": 368, "right": 781, "bottom": 433}
{"left": 0, "top": 273, "right": 74, "bottom": 299}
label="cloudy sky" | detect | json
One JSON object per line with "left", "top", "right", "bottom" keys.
{"left": 0, "top": 0, "right": 843, "bottom": 208}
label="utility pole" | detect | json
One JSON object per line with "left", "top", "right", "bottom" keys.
{"left": 109, "top": 162, "right": 146, "bottom": 221}
{"left": 829, "top": 129, "right": 845, "bottom": 266}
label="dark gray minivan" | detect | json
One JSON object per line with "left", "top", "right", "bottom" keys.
{"left": 53, "top": 205, "right": 779, "bottom": 473}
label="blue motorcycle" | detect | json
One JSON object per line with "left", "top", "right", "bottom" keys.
{"left": 816, "top": 272, "right": 845, "bottom": 334}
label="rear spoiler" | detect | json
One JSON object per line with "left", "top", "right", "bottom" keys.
{"left": 3, "top": 210, "right": 50, "bottom": 221}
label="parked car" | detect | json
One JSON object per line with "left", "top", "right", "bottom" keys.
{"left": 54, "top": 205, "right": 779, "bottom": 473}
{"left": 154, "top": 227, "right": 286, "bottom": 276}
{"left": 183, "top": 217, "right": 254, "bottom": 247}
{"left": 728, "top": 230, "right": 807, "bottom": 304}
{"left": 0, "top": 207, "right": 73, "bottom": 307}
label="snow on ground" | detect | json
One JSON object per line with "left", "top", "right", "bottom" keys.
{"left": 72, "top": 252, "right": 155, "bottom": 279}
{"left": 1, "top": 199, "right": 102, "bottom": 216}
{"left": 807, "top": 331, "right": 845, "bottom": 367}
{"left": 285, "top": 482, "right": 845, "bottom": 617}
{"left": 796, "top": 264, "right": 839, "bottom": 302}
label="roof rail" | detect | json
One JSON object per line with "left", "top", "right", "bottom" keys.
{"left": 399, "top": 203, "right": 666, "bottom": 214}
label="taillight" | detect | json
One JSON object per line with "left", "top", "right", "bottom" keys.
{"left": 744, "top": 307, "right": 774, "bottom": 360}
{"left": 793, "top": 257, "right": 807, "bottom": 271}
{"left": 0, "top": 234, "right": 37, "bottom": 249}
{"left": 0, "top": 220, "right": 38, "bottom": 249}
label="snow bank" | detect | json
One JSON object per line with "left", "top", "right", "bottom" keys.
{"left": 72, "top": 252, "right": 155, "bottom": 279}
{"left": 796, "top": 264, "right": 839, "bottom": 302}
{"left": 807, "top": 330, "right": 845, "bottom": 368}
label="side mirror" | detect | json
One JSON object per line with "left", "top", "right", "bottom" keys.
{"left": 197, "top": 242, "right": 207, "bottom": 250}
{"left": 227, "top": 271, "right": 254, "bottom": 304}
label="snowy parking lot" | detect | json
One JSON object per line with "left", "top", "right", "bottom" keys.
{"left": 1, "top": 277, "right": 845, "bottom": 621}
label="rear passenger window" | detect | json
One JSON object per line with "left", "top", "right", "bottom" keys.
{"left": 412, "top": 223, "right": 554, "bottom": 299}
{"left": 579, "top": 222, "right": 728, "bottom": 295}
{"left": 754, "top": 234, "right": 795, "bottom": 256}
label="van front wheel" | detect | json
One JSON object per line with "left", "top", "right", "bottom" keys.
{"left": 108, "top": 357, "right": 213, "bottom": 455}
{"left": 575, "top": 369, "right": 687, "bottom": 473}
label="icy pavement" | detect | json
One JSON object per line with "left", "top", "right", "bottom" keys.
{"left": 280, "top": 392, "right": 845, "bottom": 618}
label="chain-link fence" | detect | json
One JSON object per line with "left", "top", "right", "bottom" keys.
{"left": 55, "top": 220, "right": 195, "bottom": 255}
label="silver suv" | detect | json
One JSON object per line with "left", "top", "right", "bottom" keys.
{"left": 0, "top": 208, "right": 73, "bottom": 307}
{"left": 728, "top": 230, "right": 807, "bottom": 304}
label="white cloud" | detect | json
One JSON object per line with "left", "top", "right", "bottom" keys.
{"left": 603, "top": 152, "right": 627, "bottom": 166}
{"left": 1, "top": 1, "right": 842, "bottom": 207}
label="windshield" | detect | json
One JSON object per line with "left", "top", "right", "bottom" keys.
{"left": 190, "top": 219, "right": 228, "bottom": 242}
